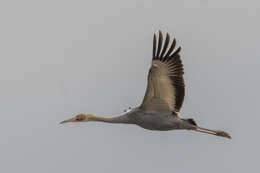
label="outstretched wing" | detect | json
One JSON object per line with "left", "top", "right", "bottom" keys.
{"left": 140, "top": 31, "right": 185, "bottom": 113}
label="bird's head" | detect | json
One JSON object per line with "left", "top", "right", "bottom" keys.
{"left": 60, "top": 113, "right": 94, "bottom": 124}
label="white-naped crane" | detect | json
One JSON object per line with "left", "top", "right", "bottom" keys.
{"left": 60, "top": 31, "right": 231, "bottom": 139}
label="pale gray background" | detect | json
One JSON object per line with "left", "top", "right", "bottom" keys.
{"left": 0, "top": 0, "right": 259, "bottom": 172}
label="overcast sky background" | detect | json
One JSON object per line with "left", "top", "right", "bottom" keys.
{"left": 0, "top": 0, "right": 259, "bottom": 172}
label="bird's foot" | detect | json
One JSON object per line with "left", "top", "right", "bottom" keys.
{"left": 216, "top": 130, "right": 231, "bottom": 139}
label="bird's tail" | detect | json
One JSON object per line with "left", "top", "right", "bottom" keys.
{"left": 183, "top": 118, "right": 197, "bottom": 126}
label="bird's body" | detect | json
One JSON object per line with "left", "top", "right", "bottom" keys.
{"left": 125, "top": 107, "right": 189, "bottom": 131}
{"left": 61, "top": 31, "right": 231, "bottom": 139}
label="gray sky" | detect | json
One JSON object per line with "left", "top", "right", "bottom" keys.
{"left": 0, "top": 0, "right": 259, "bottom": 172}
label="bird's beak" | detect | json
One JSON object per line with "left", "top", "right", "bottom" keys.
{"left": 60, "top": 117, "right": 76, "bottom": 124}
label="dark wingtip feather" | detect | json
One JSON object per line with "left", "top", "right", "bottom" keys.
{"left": 165, "top": 38, "right": 176, "bottom": 58}
{"left": 153, "top": 34, "right": 157, "bottom": 59}
{"left": 171, "top": 46, "right": 181, "bottom": 57}
{"left": 159, "top": 30, "right": 162, "bottom": 37}
{"left": 152, "top": 32, "right": 181, "bottom": 61}
{"left": 160, "top": 33, "right": 170, "bottom": 59}
{"left": 156, "top": 31, "right": 163, "bottom": 58}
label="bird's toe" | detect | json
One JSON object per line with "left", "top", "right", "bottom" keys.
{"left": 216, "top": 130, "right": 231, "bottom": 139}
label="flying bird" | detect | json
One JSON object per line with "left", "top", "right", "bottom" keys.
{"left": 60, "top": 31, "right": 231, "bottom": 139}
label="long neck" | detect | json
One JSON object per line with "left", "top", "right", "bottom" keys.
{"left": 88, "top": 114, "right": 132, "bottom": 124}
